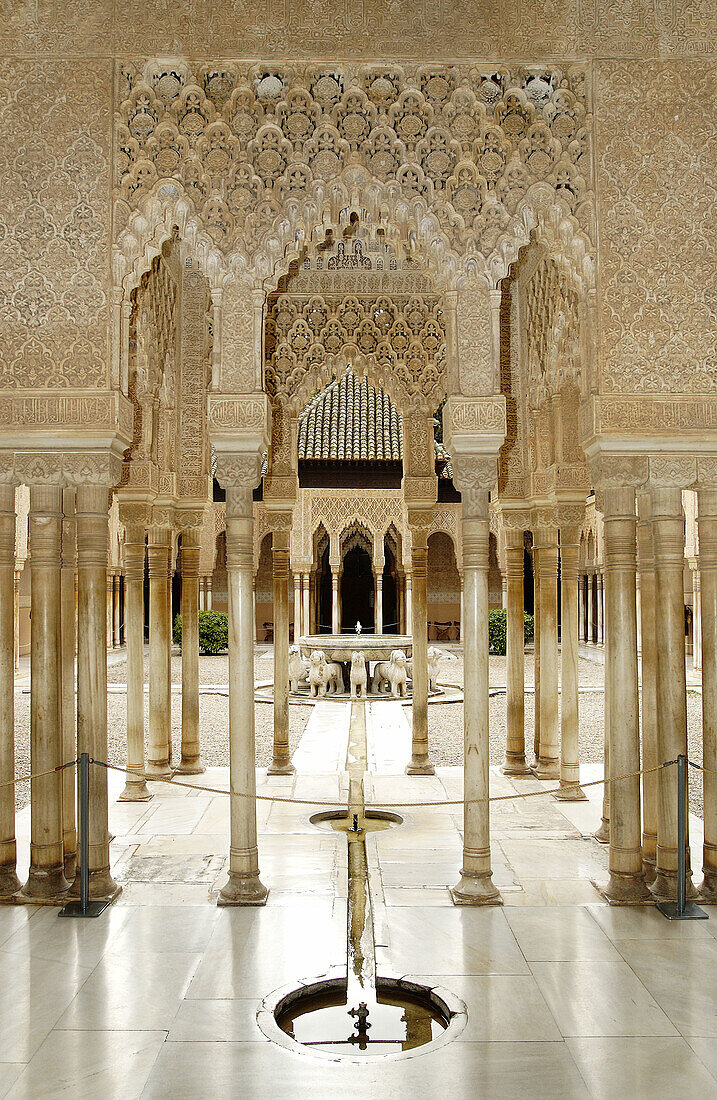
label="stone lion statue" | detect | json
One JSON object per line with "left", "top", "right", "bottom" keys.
{"left": 288, "top": 645, "right": 309, "bottom": 693}
{"left": 373, "top": 649, "right": 408, "bottom": 698}
{"left": 350, "top": 651, "right": 368, "bottom": 699}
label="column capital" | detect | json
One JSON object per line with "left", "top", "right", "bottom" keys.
{"left": 647, "top": 455, "right": 697, "bottom": 490}
{"left": 63, "top": 452, "right": 122, "bottom": 489}
{"left": 590, "top": 455, "right": 648, "bottom": 491}
{"left": 15, "top": 453, "right": 64, "bottom": 486}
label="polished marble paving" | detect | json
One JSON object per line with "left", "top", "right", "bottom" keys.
{"left": 0, "top": 700, "right": 715, "bottom": 1098}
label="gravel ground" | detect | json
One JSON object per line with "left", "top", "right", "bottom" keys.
{"left": 12, "top": 647, "right": 706, "bottom": 820}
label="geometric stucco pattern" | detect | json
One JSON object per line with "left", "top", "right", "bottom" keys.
{"left": 0, "top": 60, "right": 111, "bottom": 391}
{"left": 596, "top": 60, "right": 716, "bottom": 396}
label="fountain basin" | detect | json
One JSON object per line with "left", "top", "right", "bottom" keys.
{"left": 299, "top": 634, "right": 413, "bottom": 663}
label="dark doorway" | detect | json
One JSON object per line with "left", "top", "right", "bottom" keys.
{"left": 340, "top": 546, "right": 374, "bottom": 632}
{"left": 316, "top": 542, "right": 332, "bottom": 633}
{"left": 383, "top": 541, "right": 399, "bottom": 633}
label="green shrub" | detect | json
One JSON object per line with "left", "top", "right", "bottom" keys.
{"left": 173, "top": 610, "right": 228, "bottom": 655}
{"left": 487, "top": 609, "right": 535, "bottom": 655}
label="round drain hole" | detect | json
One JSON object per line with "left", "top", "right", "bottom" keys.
{"left": 258, "top": 971, "right": 467, "bottom": 1061}
{"left": 309, "top": 809, "right": 403, "bottom": 832}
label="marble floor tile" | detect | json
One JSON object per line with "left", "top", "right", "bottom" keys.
{"left": 167, "top": 998, "right": 265, "bottom": 1042}
{"left": 55, "top": 949, "right": 202, "bottom": 1031}
{"left": 0, "top": 908, "right": 41, "bottom": 949}
{"left": 7, "top": 1030, "right": 166, "bottom": 1100}
{"left": 419, "top": 973, "right": 562, "bottom": 1041}
{"left": 499, "top": 836, "right": 609, "bottom": 880}
{"left": 0, "top": 1065, "right": 24, "bottom": 1099}
{"left": 566, "top": 1036, "right": 717, "bottom": 1098}
{"left": 686, "top": 1037, "right": 717, "bottom": 1081}
{"left": 0, "top": 950, "right": 94, "bottom": 1062}
{"left": 588, "top": 902, "right": 715, "bottom": 942}
{"left": 105, "top": 904, "right": 220, "bottom": 956}
{"left": 383, "top": 907, "right": 530, "bottom": 975}
{"left": 0, "top": 904, "right": 133, "bottom": 967}
{"left": 530, "top": 958, "right": 678, "bottom": 1037}
{"left": 612, "top": 937, "right": 717, "bottom": 1036}
{"left": 383, "top": 887, "right": 453, "bottom": 907}
{"left": 504, "top": 906, "right": 622, "bottom": 961}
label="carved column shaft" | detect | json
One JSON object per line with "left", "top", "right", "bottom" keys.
{"left": 0, "top": 482, "right": 20, "bottom": 895}
{"left": 637, "top": 493, "right": 658, "bottom": 881}
{"left": 302, "top": 572, "right": 310, "bottom": 639}
{"left": 502, "top": 530, "right": 528, "bottom": 775}
{"left": 698, "top": 489, "right": 717, "bottom": 900}
{"left": 269, "top": 524, "right": 294, "bottom": 775}
{"left": 219, "top": 480, "right": 268, "bottom": 906}
{"left": 22, "top": 483, "right": 68, "bottom": 898}
{"left": 651, "top": 486, "right": 694, "bottom": 901}
{"left": 73, "top": 484, "right": 119, "bottom": 901}
{"left": 558, "top": 534, "right": 585, "bottom": 799}
{"left": 532, "top": 545, "right": 541, "bottom": 763}
{"left": 60, "top": 488, "right": 77, "bottom": 881}
{"left": 602, "top": 487, "right": 650, "bottom": 902}
{"left": 147, "top": 529, "right": 172, "bottom": 777}
{"left": 179, "top": 530, "right": 204, "bottom": 775}
{"left": 119, "top": 531, "right": 151, "bottom": 801}
{"left": 534, "top": 527, "right": 559, "bottom": 779}
{"left": 406, "top": 522, "right": 434, "bottom": 775}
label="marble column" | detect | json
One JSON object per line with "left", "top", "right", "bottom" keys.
{"left": 331, "top": 567, "right": 340, "bottom": 634}
{"left": 578, "top": 574, "right": 586, "bottom": 641}
{"left": 698, "top": 489, "right": 717, "bottom": 901}
{"left": 205, "top": 578, "right": 212, "bottom": 610}
{"left": 178, "top": 528, "right": 204, "bottom": 775}
{"left": 595, "top": 577, "right": 611, "bottom": 845}
{"left": 637, "top": 492, "right": 658, "bottom": 881}
{"left": 218, "top": 477, "right": 268, "bottom": 906}
{"left": 106, "top": 572, "right": 113, "bottom": 649}
{"left": 0, "top": 481, "right": 20, "bottom": 896}
{"left": 406, "top": 573, "right": 412, "bottom": 630}
{"left": 22, "top": 481, "right": 68, "bottom": 899}
{"left": 502, "top": 529, "right": 529, "bottom": 775}
{"left": 13, "top": 569, "right": 20, "bottom": 672}
{"left": 501, "top": 572, "right": 508, "bottom": 610}
{"left": 252, "top": 582, "right": 258, "bottom": 643}
{"left": 635, "top": 573, "right": 641, "bottom": 652}
{"left": 596, "top": 572, "right": 604, "bottom": 646}
{"left": 534, "top": 528, "right": 559, "bottom": 779}
{"left": 406, "top": 522, "right": 434, "bottom": 775}
{"left": 146, "top": 528, "right": 172, "bottom": 777}
{"left": 73, "top": 483, "right": 120, "bottom": 901}
{"left": 557, "top": 532, "right": 585, "bottom": 799}
{"left": 451, "top": 485, "right": 501, "bottom": 905}
{"left": 113, "top": 573, "right": 122, "bottom": 648}
{"left": 302, "top": 572, "right": 310, "bottom": 639}
{"left": 375, "top": 574, "right": 383, "bottom": 634}
{"left": 602, "top": 487, "right": 650, "bottom": 902}
{"left": 586, "top": 571, "right": 594, "bottom": 643}
{"left": 199, "top": 578, "right": 205, "bottom": 611}
{"left": 119, "top": 531, "right": 151, "bottom": 801}
{"left": 293, "top": 573, "right": 301, "bottom": 641}
{"left": 692, "top": 563, "right": 702, "bottom": 672}
{"left": 532, "top": 546, "right": 541, "bottom": 764}
{"left": 651, "top": 486, "right": 694, "bottom": 901}
{"left": 269, "top": 524, "right": 294, "bottom": 775}
{"left": 60, "top": 488, "right": 77, "bottom": 882}
{"left": 458, "top": 572, "right": 463, "bottom": 642}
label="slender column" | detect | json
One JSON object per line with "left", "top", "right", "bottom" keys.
{"left": 557, "top": 533, "right": 585, "bottom": 799}
{"left": 635, "top": 573, "right": 641, "bottom": 652}
{"left": 219, "top": 479, "right": 268, "bottom": 906}
{"left": 458, "top": 572, "right": 463, "bottom": 642}
{"left": 502, "top": 529, "right": 529, "bottom": 775}
{"left": 269, "top": 524, "right": 294, "bottom": 775}
{"left": 596, "top": 571, "right": 604, "bottom": 645}
{"left": 501, "top": 572, "right": 507, "bottom": 610}
{"left": 692, "top": 564, "right": 702, "bottom": 672}
{"left": 253, "top": 582, "right": 258, "bottom": 643}
{"left": 205, "top": 578, "right": 212, "bottom": 610}
{"left": 451, "top": 486, "right": 501, "bottom": 905}
{"left": 406, "top": 572, "right": 412, "bottom": 629}
{"left": 406, "top": 522, "right": 434, "bottom": 775}
{"left": 0, "top": 481, "right": 20, "bottom": 895}
{"left": 532, "top": 546, "right": 541, "bottom": 764}
{"left": 199, "top": 577, "right": 205, "bottom": 611}
{"left": 331, "top": 567, "right": 339, "bottom": 634}
{"left": 106, "top": 573, "right": 113, "bottom": 648}
{"left": 651, "top": 486, "right": 694, "bottom": 900}
{"left": 595, "top": 591, "right": 611, "bottom": 845}
{"left": 534, "top": 528, "right": 559, "bottom": 779}
{"left": 22, "top": 482, "right": 68, "bottom": 899}
{"left": 13, "top": 568, "right": 21, "bottom": 672}
{"left": 302, "top": 572, "right": 309, "bottom": 640}
{"left": 637, "top": 493, "right": 658, "bottom": 881}
{"left": 375, "top": 574, "right": 383, "bottom": 634}
{"left": 146, "top": 528, "right": 172, "bottom": 777}
{"left": 113, "top": 573, "right": 121, "bottom": 648}
{"left": 72, "top": 483, "right": 120, "bottom": 901}
{"left": 586, "top": 571, "right": 594, "bottom": 643}
{"left": 178, "top": 528, "right": 204, "bottom": 775}
{"left": 602, "top": 487, "right": 650, "bottom": 902}
{"left": 578, "top": 573, "right": 585, "bottom": 641}
{"left": 119, "top": 532, "right": 151, "bottom": 801}
{"left": 60, "top": 489, "right": 77, "bottom": 881}
{"left": 698, "top": 489, "right": 717, "bottom": 900}
{"left": 293, "top": 572, "right": 301, "bottom": 641}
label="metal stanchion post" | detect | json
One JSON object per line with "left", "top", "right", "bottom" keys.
{"left": 59, "top": 753, "right": 111, "bottom": 919}
{"left": 656, "top": 755, "right": 708, "bottom": 921}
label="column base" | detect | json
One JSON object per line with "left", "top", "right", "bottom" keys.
{"left": 501, "top": 757, "right": 532, "bottom": 776}
{"left": 218, "top": 872, "right": 269, "bottom": 907}
{"left": 175, "top": 759, "right": 206, "bottom": 776}
{"left": 554, "top": 782, "right": 588, "bottom": 802}
{"left": 118, "top": 779, "right": 154, "bottom": 802}
{"left": 531, "top": 761, "right": 560, "bottom": 781}
{"left": 594, "top": 818, "right": 610, "bottom": 844}
{"left": 63, "top": 854, "right": 77, "bottom": 885}
{"left": 451, "top": 871, "right": 503, "bottom": 906}
{"left": 267, "top": 759, "right": 295, "bottom": 776}
{"left": 0, "top": 864, "right": 21, "bottom": 897}
{"left": 700, "top": 871, "right": 717, "bottom": 902}
{"left": 651, "top": 868, "right": 698, "bottom": 903}
{"left": 600, "top": 871, "right": 654, "bottom": 905}
{"left": 144, "top": 762, "right": 172, "bottom": 779}
{"left": 20, "top": 865, "right": 70, "bottom": 900}
{"left": 642, "top": 854, "right": 657, "bottom": 885}
{"left": 406, "top": 756, "right": 436, "bottom": 776}
{"left": 70, "top": 867, "right": 122, "bottom": 904}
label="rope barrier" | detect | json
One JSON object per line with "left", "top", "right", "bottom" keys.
{"left": 0, "top": 761, "right": 75, "bottom": 791}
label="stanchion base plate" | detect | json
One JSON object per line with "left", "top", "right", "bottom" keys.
{"left": 656, "top": 900, "right": 709, "bottom": 921}
{"left": 58, "top": 900, "right": 111, "bottom": 919}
